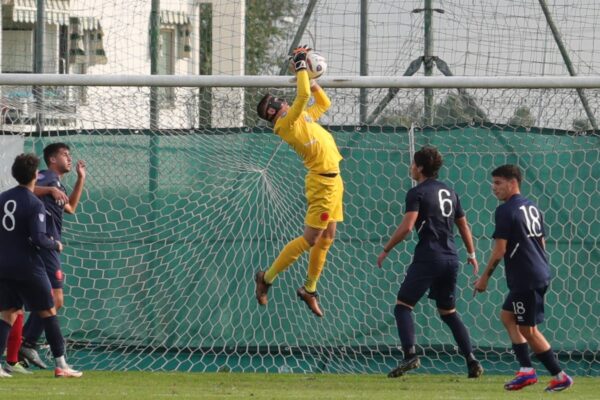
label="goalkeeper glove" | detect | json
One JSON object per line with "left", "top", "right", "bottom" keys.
{"left": 291, "top": 45, "right": 311, "bottom": 72}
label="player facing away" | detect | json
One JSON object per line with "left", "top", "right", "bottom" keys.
{"left": 0, "top": 154, "right": 82, "bottom": 378}
{"left": 473, "top": 165, "right": 573, "bottom": 392}
{"left": 254, "top": 46, "right": 344, "bottom": 317}
{"left": 19, "top": 143, "right": 86, "bottom": 369}
{"left": 377, "top": 146, "right": 483, "bottom": 378}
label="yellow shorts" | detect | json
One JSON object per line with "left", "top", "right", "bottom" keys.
{"left": 304, "top": 173, "right": 344, "bottom": 229}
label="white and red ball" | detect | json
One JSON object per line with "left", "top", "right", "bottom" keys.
{"left": 289, "top": 51, "right": 327, "bottom": 79}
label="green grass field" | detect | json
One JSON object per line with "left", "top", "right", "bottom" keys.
{"left": 0, "top": 372, "right": 597, "bottom": 400}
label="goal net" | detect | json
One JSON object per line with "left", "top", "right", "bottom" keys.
{"left": 0, "top": 79, "right": 597, "bottom": 376}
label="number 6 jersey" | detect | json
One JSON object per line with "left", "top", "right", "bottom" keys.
{"left": 405, "top": 178, "right": 465, "bottom": 262}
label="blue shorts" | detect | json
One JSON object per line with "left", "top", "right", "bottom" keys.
{"left": 0, "top": 270, "right": 54, "bottom": 312}
{"left": 397, "top": 259, "right": 458, "bottom": 309}
{"left": 502, "top": 286, "right": 548, "bottom": 326}
{"left": 40, "top": 248, "right": 64, "bottom": 289}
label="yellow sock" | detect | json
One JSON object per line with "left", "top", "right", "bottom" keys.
{"left": 304, "top": 237, "right": 334, "bottom": 293}
{"left": 264, "top": 236, "right": 311, "bottom": 284}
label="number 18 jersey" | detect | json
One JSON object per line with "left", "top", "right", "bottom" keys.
{"left": 405, "top": 178, "right": 464, "bottom": 262}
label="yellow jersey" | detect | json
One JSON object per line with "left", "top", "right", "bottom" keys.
{"left": 274, "top": 71, "right": 343, "bottom": 174}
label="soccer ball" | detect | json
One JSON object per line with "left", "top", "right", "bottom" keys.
{"left": 289, "top": 51, "right": 327, "bottom": 79}
{"left": 306, "top": 51, "right": 327, "bottom": 79}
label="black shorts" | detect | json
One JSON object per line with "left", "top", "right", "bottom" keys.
{"left": 40, "top": 248, "right": 64, "bottom": 289}
{"left": 397, "top": 259, "right": 458, "bottom": 309}
{"left": 502, "top": 286, "right": 548, "bottom": 326}
{"left": 0, "top": 270, "right": 54, "bottom": 312}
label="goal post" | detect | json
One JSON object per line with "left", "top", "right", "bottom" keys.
{"left": 0, "top": 75, "right": 597, "bottom": 375}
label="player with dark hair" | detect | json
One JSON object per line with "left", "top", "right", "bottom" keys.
{"left": 19, "top": 143, "right": 86, "bottom": 369}
{"left": 474, "top": 164, "right": 573, "bottom": 392}
{"left": 0, "top": 154, "right": 82, "bottom": 378}
{"left": 254, "top": 46, "right": 343, "bottom": 317}
{"left": 378, "top": 146, "right": 483, "bottom": 378}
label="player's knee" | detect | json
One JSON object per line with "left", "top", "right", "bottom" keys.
{"left": 517, "top": 325, "right": 536, "bottom": 339}
{"left": 437, "top": 308, "right": 456, "bottom": 316}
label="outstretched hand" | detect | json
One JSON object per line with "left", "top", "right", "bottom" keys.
{"left": 289, "top": 45, "right": 311, "bottom": 72}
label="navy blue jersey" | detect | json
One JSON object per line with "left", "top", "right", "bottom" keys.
{"left": 406, "top": 179, "right": 465, "bottom": 262}
{"left": 493, "top": 194, "right": 551, "bottom": 290}
{"left": 0, "top": 186, "right": 57, "bottom": 279}
{"left": 37, "top": 169, "right": 67, "bottom": 240}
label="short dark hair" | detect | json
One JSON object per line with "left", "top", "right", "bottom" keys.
{"left": 491, "top": 164, "right": 522, "bottom": 185}
{"left": 256, "top": 93, "right": 286, "bottom": 122}
{"left": 43, "top": 142, "right": 70, "bottom": 166}
{"left": 12, "top": 153, "right": 39, "bottom": 185}
{"left": 413, "top": 146, "right": 443, "bottom": 178}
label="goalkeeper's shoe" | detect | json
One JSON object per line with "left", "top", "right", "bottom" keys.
{"left": 255, "top": 270, "right": 271, "bottom": 306}
{"left": 19, "top": 343, "right": 47, "bottom": 369}
{"left": 545, "top": 372, "right": 573, "bottom": 392}
{"left": 0, "top": 368, "right": 12, "bottom": 378}
{"left": 296, "top": 287, "right": 323, "bottom": 317}
{"left": 55, "top": 366, "right": 83, "bottom": 378}
{"left": 504, "top": 370, "right": 538, "bottom": 390}
{"left": 467, "top": 359, "right": 484, "bottom": 378}
{"left": 387, "top": 355, "right": 420, "bottom": 378}
{"left": 3, "top": 361, "right": 33, "bottom": 375}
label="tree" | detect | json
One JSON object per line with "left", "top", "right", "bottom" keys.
{"left": 508, "top": 106, "right": 535, "bottom": 128}
{"left": 432, "top": 93, "right": 486, "bottom": 126}
{"left": 245, "top": 0, "right": 301, "bottom": 125}
{"left": 572, "top": 117, "right": 591, "bottom": 132}
{"left": 377, "top": 101, "right": 422, "bottom": 128}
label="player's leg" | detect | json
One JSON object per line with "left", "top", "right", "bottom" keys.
{"left": 23, "top": 272, "right": 82, "bottom": 378}
{"left": 501, "top": 292, "right": 539, "bottom": 390}
{"left": 21, "top": 256, "right": 64, "bottom": 368}
{"left": 0, "top": 279, "right": 27, "bottom": 378}
{"left": 434, "top": 261, "right": 482, "bottom": 378}
{"left": 296, "top": 174, "right": 343, "bottom": 316}
{"left": 387, "top": 263, "right": 431, "bottom": 378}
{"left": 513, "top": 287, "right": 572, "bottom": 392}
{"left": 4, "top": 310, "right": 32, "bottom": 374}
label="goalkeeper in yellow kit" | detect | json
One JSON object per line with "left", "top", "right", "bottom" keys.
{"left": 254, "top": 47, "right": 343, "bottom": 317}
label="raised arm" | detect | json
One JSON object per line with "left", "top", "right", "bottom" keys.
{"left": 64, "top": 160, "right": 86, "bottom": 214}
{"left": 455, "top": 216, "right": 479, "bottom": 275}
{"left": 307, "top": 81, "right": 331, "bottom": 121}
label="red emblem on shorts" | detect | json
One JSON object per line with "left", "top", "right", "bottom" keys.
{"left": 55, "top": 270, "right": 64, "bottom": 281}
{"left": 320, "top": 212, "right": 329, "bottom": 221}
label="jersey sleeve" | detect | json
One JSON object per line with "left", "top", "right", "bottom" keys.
{"left": 405, "top": 188, "right": 421, "bottom": 212}
{"left": 454, "top": 192, "right": 465, "bottom": 219}
{"left": 307, "top": 86, "right": 331, "bottom": 121}
{"left": 28, "top": 202, "right": 58, "bottom": 250}
{"left": 492, "top": 206, "right": 511, "bottom": 239}
{"left": 279, "top": 70, "right": 311, "bottom": 126}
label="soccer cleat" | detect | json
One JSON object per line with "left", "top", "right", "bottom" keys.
{"left": 255, "top": 270, "right": 271, "bottom": 306}
{"left": 55, "top": 366, "right": 83, "bottom": 378}
{"left": 467, "top": 360, "right": 484, "bottom": 378}
{"left": 0, "top": 368, "right": 12, "bottom": 378}
{"left": 19, "top": 344, "right": 47, "bottom": 369}
{"left": 504, "top": 370, "right": 538, "bottom": 390}
{"left": 3, "top": 361, "right": 33, "bottom": 375}
{"left": 387, "top": 356, "right": 421, "bottom": 378}
{"left": 545, "top": 372, "right": 573, "bottom": 392}
{"left": 296, "top": 287, "right": 324, "bottom": 317}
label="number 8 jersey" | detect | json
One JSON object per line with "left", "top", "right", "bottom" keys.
{"left": 405, "top": 178, "right": 464, "bottom": 262}
{"left": 493, "top": 194, "right": 551, "bottom": 291}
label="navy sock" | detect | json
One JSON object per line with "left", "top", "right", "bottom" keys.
{"left": 535, "top": 348, "right": 561, "bottom": 376}
{"left": 42, "top": 315, "right": 65, "bottom": 358}
{"left": 23, "top": 313, "right": 44, "bottom": 347}
{"left": 0, "top": 319, "right": 12, "bottom": 357}
{"left": 512, "top": 342, "right": 533, "bottom": 368}
{"left": 394, "top": 304, "right": 416, "bottom": 359}
{"left": 441, "top": 312, "right": 474, "bottom": 361}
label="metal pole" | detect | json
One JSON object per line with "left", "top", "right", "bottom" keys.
{"left": 538, "top": 0, "right": 598, "bottom": 130}
{"left": 149, "top": 0, "right": 160, "bottom": 225}
{"left": 279, "top": 0, "right": 318, "bottom": 75}
{"left": 423, "top": 0, "right": 434, "bottom": 125}
{"left": 34, "top": 0, "right": 45, "bottom": 135}
{"left": 359, "top": 0, "right": 368, "bottom": 124}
